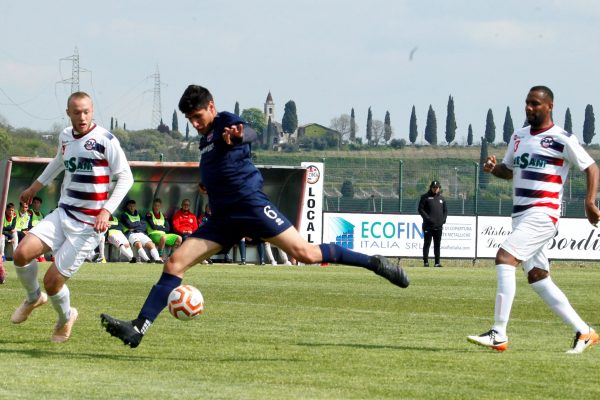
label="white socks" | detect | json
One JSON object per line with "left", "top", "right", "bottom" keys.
{"left": 137, "top": 248, "right": 150, "bottom": 262}
{"left": 492, "top": 264, "right": 516, "bottom": 337}
{"left": 264, "top": 243, "right": 276, "bottom": 264}
{"left": 14, "top": 259, "right": 41, "bottom": 302}
{"left": 120, "top": 245, "right": 134, "bottom": 259}
{"left": 150, "top": 248, "right": 161, "bottom": 261}
{"left": 530, "top": 277, "right": 589, "bottom": 334}
{"left": 49, "top": 285, "right": 71, "bottom": 324}
{"left": 98, "top": 237, "right": 105, "bottom": 260}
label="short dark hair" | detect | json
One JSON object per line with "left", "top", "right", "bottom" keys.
{"left": 126, "top": 199, "right": 136, "bottom": 206}
{"left": 6, "top": 202, "right": 14, "bottom": 209}
{"left": 178, "top": 85, "right": 213, "bottom": 114}
{"left": 153, "top": 198, "right": 162, "bottom": 204}
{"left": 32, "top": 196, "right": 42, "bottom": 203}
{"left": 530, "top": 86, "right": 554, "bottom": 101}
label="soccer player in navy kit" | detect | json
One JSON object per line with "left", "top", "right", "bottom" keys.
{"left": 101, "top": 85, "right": 408, "bottom": 348}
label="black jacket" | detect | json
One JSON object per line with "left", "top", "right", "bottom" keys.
{"left": 418, "top": 190, "right": 447, "bottom": 229}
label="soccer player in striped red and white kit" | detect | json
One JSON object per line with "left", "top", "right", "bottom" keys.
{"left": 11, "top": 92, "right": 133, "bottom": 343}
{"left": 468, "top": 86, "right": 600, "bottom": 354}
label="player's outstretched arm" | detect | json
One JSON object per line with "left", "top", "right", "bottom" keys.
{"left": 584, "top": 163, "right": 600, "bottom": 227}
{"left": 222, "top": 124, "right": 257, "bottom": 145}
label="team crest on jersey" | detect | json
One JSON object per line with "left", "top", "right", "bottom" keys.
{"left": 84, "top": 138, "right": 97, "bottom": 151}
{"left": 540, "top": 136, "right": 554, "bottom": 148}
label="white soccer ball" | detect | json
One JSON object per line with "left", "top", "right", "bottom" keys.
{"left": 167, "top": 285, "right": 205, "bottom": 321}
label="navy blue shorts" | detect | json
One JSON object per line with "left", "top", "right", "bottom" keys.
{"left": 190, "top": 195, "right": 293, "bottom": 250}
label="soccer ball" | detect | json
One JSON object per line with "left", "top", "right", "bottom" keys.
{"left": 167, "top": 285, "right": 204, "bottom": 321}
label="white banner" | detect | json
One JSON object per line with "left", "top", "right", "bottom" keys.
{"left": 470, "top": 215, "right": 600, "bottom": 260}
{"left": 322, "top": 213, "right": 476, "bottom": 258}
{"left": 476, "top": 216, "right": 512, "bottom": 259}
{"left": 298, "top": 162, "right": 324, "bottom": 244}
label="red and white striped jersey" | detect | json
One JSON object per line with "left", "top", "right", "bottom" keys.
{"left": 502, "top": 124, "right": 595, "bottom": 221}
{"left": 38, "top": 124, "right": 131, "bottom": 225}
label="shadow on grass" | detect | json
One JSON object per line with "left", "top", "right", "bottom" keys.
{"left": 0, "top": 345, "right": 152, "bottom": 361}
{"left": 296, "top": 341, "right": 473, "bottom": 352}
{"left": 298, "top": 340, "right": 575, "bottom": 355}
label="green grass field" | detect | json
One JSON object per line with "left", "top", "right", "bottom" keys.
{"left": 1, "top": 260, "right": 599, "bottom": 399}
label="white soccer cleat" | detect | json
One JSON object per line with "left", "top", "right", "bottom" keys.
{"left": 11, "top": 292, "right": 48, "bottom": 324}
{"left": 566, "top": 328, "right": 599, "bottom": 354}
{"left": 467, "top": 329, "right": 508, "bottom": 352}
{"left": 51, "top": 307, "right": 79, "bottom": 343}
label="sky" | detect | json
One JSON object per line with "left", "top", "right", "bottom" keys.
{"left": 2, "top": 0, "right": 600, "bottom": 144}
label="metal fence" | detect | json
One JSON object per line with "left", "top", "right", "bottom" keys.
{"left": 254, "top": 154, "right": 592, "bottom": 218}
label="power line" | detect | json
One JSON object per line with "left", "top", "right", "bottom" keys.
{"left": 0, "top": 87, "right": 62, "bottom": 120}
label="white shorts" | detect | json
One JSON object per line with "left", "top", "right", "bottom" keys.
{"left": 500, "top": 212, "right": 557, "bottom": 273}
{"left": 30, "top": 208, "right": 104, "bottom": 278}
{"left": 107, "top": 230, "right": 129, "bottom": 248}
{"left": 127, "top": 232, "right": 152, "bottom": 247}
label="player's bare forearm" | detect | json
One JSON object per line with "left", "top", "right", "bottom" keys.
{"left": 483, "top": 155, "right": 512, "bottom": 180}
{"left": 491, "top": 164, "right": 513, "bottom": 180}
{"left": 584, "top": 163, "right": 600, "bottom": 226}
{"left": 19, "top": 180, "right": 44, "bottom": 204}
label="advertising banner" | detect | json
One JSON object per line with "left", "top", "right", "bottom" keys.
{"left": 299, "top": 162, "right": 324, "bottom": 244}
{"left": 322, "top": 213, "right": 476, "bottom": 258}
{"left": 474, "top": 216, "right": 600, "bottom": 260}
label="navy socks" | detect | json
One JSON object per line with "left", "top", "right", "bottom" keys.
{"left": 318, "top": 243, "right": 373, "bottom": 269}
{"left": 136, "top": 272, "right": 182, "bottom": 325}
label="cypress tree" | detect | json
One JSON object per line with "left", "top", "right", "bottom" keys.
{"left": 366, "top": 107, "right": 373, "bottom": 145}
{"left": 467, "top": 124, "right": 473, "bottom": 146}
{"left": 409, "top": 105, "right": 418, "bottom": 144}
{"left": 185, "top": 122, "right": 190, "bottom": 140}
{"left": 479, "top": 137, "right": 489, "bottom": 189}
{"left": 564, "top": 108, "right": 573, "bottom": 134}
{"left": 172, "top": 109, "right": 179, "bottom": 132}
{"left": 583, "top": 104, "right": 595, "bottom": 145}
{"left": 110, "top": 117, "right": 114, "bottom": 130}
{"left": 424, "top": 105, "right": 437, "bottom": 145}
{"left": 485, "top": 109, "right": 495, "bottom": 144}
{"left": 282, "top": 100, "right": 298, "bottom": 134}
{"left": 445, "top": 95, "right": 457, "bottom": 145}
{"left": 502, "top": 106, "right": 514, "bottom": 144}
{"left": 234, "top": 101, "right": 240, "bottom": 116}
{"left": 350, "top": 108, "right": 356, "bottom": 143}
{"left": 384, "top": 111, "right": 392, "bottom": 143}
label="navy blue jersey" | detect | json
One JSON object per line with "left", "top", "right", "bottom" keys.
{"left": 199, "top": 111, "right": 263, "bottom": 211}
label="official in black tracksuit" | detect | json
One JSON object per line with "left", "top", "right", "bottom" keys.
{"left": 418, "top": 180, "right": 447, "bottom": 267}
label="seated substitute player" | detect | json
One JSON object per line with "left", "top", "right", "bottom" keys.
{"left": 101, "top": 84, "right": 409, "bottom": 348}
{"left": 105, "top": 215, "right": 135, "bottom": 261}
{"left": 467, "top": 85, "right": 600, "bottom": 354}
{"left": 171, "top": 198, "right": 198, "bottom": 241}
{"left": 120, "top": 199, "right": 163, "bottom": 263}
{"left": 11, "top": 91, "right": 133, "bottom": 343}
{"left": 15, "top": 201, "right": 33, "bottom": 242}
{"left": 145, "top": 198, "right": 182, "bottom": 259}
{"left": 2, "top": 203, "right": 19, "bottom": 260}
{"left": 29, "top": 196, "right": 49, "bottom": 262}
